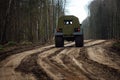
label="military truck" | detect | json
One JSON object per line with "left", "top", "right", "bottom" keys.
{"left": 55, "top": 15, "right": 83, "bottom": 47}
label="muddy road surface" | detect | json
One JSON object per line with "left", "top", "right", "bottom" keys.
{"left": 0, "top": 40, "right": 120, "bottom": 80}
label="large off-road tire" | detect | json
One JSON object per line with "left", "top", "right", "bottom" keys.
{"left": 55, "top": 36, "right": 64, "bottom": 47}
{"left": 75, "top": 35, "right": 83, "bottom": 47}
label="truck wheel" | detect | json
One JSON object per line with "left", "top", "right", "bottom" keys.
{"left": 75, "top": 35, "right": 83, "bottom": 47}
{"left": 55, "top": 36, "right": 64, "bottom": 47}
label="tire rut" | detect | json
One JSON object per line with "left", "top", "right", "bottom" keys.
{"left": 14, "top": 43, "right": 74, "bottom": 80}
{"left": 37, "top": 48, "right": 73, "bottom": 80}
{"left": 1, "top": 40, "right": 119, "bottom": 80}
{"left": 15, "top": 53, "right": 52, "bottom": 80}
{"left": 42, "top": 47, "right": 89, "bottom": 80}
{"left": 37, "top": 40, "right": 109, "bottom": 80}
{"left": 77, "top": 47, "right": 120, "bottom": 80}
{"left": 14, "top": 46, "right": 56, "bottom": 80}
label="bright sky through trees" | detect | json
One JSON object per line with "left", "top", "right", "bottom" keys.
{"left": 65, "top": 0, "right": 93, "bottom": 22}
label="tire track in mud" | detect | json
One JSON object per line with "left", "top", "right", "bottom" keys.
{"left": 44, "top": 49, "right": 78, "bottom": 79}
{"left": 76, "top": 43, "right": 120, "bottom": 80}
{"left": 55, "top": 40, "right": 110, "bottom": 80}
{"left": 0, "top": 42, "right": 71, "bottom": 62}
{"left": 39, "top": 44, "right": 89, "bottom": 80}
{"left": 15, "top": 43, "right": 75, "bottom": 80}
{"left": 0, "top": 45, "right": 55, "bottom": 67}
{"left": 35, "top": 40, "right": 109, "bottom": 80}
{"left": 0, "top": 44, "right": 56, "bottom": 80}
{"left": 0, "top": 42, "right": 76, "bottom": 80}
{"left": 15, "top": 53, "right": 52, "bottom": 80}
{"left": 84, "top": 40, "right": 107, "bottom": 48}
{"left": 55, "top": 48, "right": 92, "bottom": 80}
{"left": 1, "top": 40, "right": 119, "bottom": 80}
{"left": 59, "top": 52, "right": 90, "bottom": 80}
{"left": 104, "top": 46, "right": 120, "bottom": 68}
{"left": 37, "top": 44, "right": 77, "bottom": 80}
{"left": 42, "top": 40, "right": 120, "bottom": 80}
{"left": 87, "top": 46, "right": 120, "bottom": 71}
{"left": 14, "top": 45, "right": 58, "bottom": 80}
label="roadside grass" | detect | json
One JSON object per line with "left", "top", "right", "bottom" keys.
{"left": 0, "top": 41, "right": 17, "bottom": 51}
{"left": 0, "top": 39, "right": 54, "bottom": 54}
{"left": 0, "top": 41, "right": 32, "bottom": 52}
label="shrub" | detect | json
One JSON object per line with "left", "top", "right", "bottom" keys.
{"left": 6, "top": 41, "right": 17, "bottom": 46}
{"left": 20, "top": 41, "right": 33, "bottom": 45}
{"left": 112, "top": 41, "right": 120, "bottom": 51}
{"left": 0, "top": 45, "right": 3, "bottom": 50}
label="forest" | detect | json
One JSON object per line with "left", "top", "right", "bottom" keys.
{"left": 0, "top": 0, "right": 66, "bottom": 44}
{"left": 83, "top": 0, "right": 120, "bottom": 40}
{"left": 0, "top": 0, "right": 120, "bottom": 45}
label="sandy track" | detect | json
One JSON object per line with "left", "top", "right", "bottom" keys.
{"left": 0, "top": 40, "right": 120, "bottom": 80}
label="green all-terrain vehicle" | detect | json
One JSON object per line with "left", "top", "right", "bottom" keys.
{"left": 55, "top": 15, "right": 84, "bottom": 47}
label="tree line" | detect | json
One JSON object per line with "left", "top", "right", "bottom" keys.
{"left": 83, "top": 0, "right": 120, "bottom": 40}
{"left": 0, "top": 0, "right": 66, "bottom": 44}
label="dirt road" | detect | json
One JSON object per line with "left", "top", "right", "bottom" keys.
{"left": 0, "top": 40, "right": 120, "bottom": 80}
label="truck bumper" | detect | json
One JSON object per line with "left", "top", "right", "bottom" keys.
{"left": 73, "top": 32, "right": 83, "bottom": 36}
{"left": 55, "top": 32, "right": 63, "bottom": 36}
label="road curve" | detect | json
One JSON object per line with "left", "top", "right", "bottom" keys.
{"left": 0, "top": 40, "right": 120, "bottom": 80}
